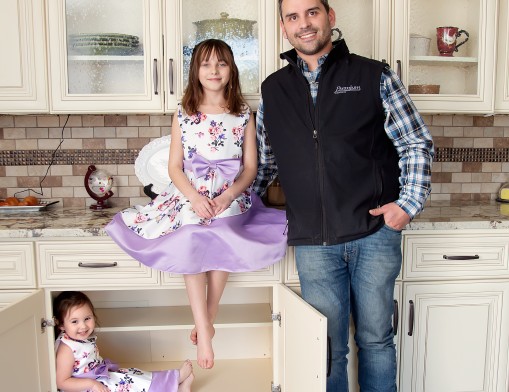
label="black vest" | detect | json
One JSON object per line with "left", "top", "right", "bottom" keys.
{"left": 261, "top": 40, "right": 400, "bottom": 245}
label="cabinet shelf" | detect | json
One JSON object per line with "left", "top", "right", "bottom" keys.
{"left": 409, "top": 55, "right": 478, "bottom": 66}
{"left": 95, "top": 303, "right": 272, "bottom": 332}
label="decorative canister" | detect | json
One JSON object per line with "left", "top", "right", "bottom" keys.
{"left": 409, "top": 34, "right": 431, "bottom": 56}
{"left": 193, "top": 12, "right": 256, "bottom": 40}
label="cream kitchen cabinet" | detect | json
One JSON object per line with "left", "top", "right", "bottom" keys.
{"left": 0, "top": 0, "right": 48, "bottom": 113}
{"left": 47, "top": 0, "right": 163, "bottom": 113}
{"left": 46, "top": 0, "right": 277, "bottom": 113}
{"left": 495, "top": 0, "right": 509, "bottom": 113}
{"left": 0, "top": 241, "right": 51, "bottom": 391}
{"left": 0, "top": 237, "right": 327, "bottom": 392}
{"left": 165, "top": 0, "right": 278, "bottom": 112}
{"left": 400, "top": 230, "right": 509, "bottom": 391}
{"left": 392, "top": 0, "right": 498, "bottom": 114}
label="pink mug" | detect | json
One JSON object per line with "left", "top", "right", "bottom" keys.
{"left": 436, "top": 26, "right": 469, "bottom": 56}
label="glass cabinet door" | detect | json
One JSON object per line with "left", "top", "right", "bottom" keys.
{"left": 495, "top": 0, "right": 509, "bottom": 113}
{"left": 392, "top": 0, "right": 497, "bottom": 113}
{"left": 164, "top": 0, "right": 277, "bottom": 111}
{"left": 279, "top": 1, "right": 391, "bottom": 65}
{"left": 47, "top": 0, "right": 163, "bottom": 113}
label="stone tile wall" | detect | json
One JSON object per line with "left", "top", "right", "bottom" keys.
{"left": 1, "top": 113, "right": 509, "bottom": 207}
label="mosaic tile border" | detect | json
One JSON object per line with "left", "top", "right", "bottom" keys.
{"left": 0, "top": 149, "right": 140, "bottom": 166}
{"left": 434, "top": 147, "right": 509, "bottom": 162}
{"left": 1, "top": 147, "right": 509, "bottom": 166}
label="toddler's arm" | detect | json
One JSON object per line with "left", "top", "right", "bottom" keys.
{"left": 55, "top": 344, "right": 110, "bottom": 392}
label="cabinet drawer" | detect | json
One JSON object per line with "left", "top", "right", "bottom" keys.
{"left": 0, "top": 242, "right": 36, "bottom": 289}
{"left": 37, "top": 239, "right": 159, "bottom": 287}
{"left": 403, "top": 232, "right": 509, "bottom": 280}
{"left": 161, "top": 258, "right": 284, "bottom": 286}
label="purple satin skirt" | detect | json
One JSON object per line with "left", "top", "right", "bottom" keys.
{"left": 105, "top": 193, "right": 287, "bottom": 274}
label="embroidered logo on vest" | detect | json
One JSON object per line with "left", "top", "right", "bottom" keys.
{"left": 334, "top": 85, "right": 361, "bottom": 94}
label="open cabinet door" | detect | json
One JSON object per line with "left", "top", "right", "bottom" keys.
{"left": 273, "top": 284, "right": 327, "bottom": 391}
{"left": 0, "top": 290, "right": 51, "bottom": 391}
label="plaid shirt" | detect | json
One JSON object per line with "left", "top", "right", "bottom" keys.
{"left": 254, "top": 54, "right": 434, "bottom": 219}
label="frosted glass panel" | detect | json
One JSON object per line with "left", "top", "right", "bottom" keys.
{"left": 65, "top": 0, "right": 145, "bottom": 94}
{"left": 329, "top": 0, "right": 373, "bottom": 58}
{"left": 408, "top": 0, "right": 480, "bottom": 95}
{"left": 182, "top": 1, "right": 260, "bottom": 94}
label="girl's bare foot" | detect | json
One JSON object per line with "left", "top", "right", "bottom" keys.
{"left": 190, "top": 327, "right": 197, "bottom": 345}
{"left": 196, "top": 324, "right": 215, "bottom": 369}
{"left": 178, "top": 371, "right": 194, "bottom": 392}
{"left": 178, "top": 359, "right": 193, "bottom": 383}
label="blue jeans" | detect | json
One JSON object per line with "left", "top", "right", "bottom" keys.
{"left": 295, "top": 225, "right": 401, "bottom": 392}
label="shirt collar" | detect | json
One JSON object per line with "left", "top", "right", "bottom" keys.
{"left": 297, "top": 53, "right": 329, "bottom": 72}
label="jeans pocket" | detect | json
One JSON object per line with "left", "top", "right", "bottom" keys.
{"left": 383, "top": 224, "right": 402, "bottom": 233}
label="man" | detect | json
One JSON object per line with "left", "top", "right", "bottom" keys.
{"left": 253, "top": 0, "right": 434, "bottom": 391}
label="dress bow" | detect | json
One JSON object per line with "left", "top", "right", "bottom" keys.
{"left": 184, "top": 154, "right": 240, "bottom": 182}
{"left": 74, "top": 359, "right": 119, "bottom": 379}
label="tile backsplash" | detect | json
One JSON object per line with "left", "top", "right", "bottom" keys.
{"left": 1, "top": 113, "right": 509, "bottom": 208}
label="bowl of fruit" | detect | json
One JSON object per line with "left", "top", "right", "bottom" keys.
{"left": 0, "top": 196, "right": 59, "bottom": 212}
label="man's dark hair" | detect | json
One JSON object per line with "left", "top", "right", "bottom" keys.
{"left": 278, "top": 0, "right": 330, "bottom": 20}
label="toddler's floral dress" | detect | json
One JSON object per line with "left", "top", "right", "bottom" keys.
{"left": 55, "top": 332, "right": 179, "bottom": 392}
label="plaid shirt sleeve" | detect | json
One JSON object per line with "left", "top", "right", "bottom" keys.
{"left": 252, "top": 98, "right": 279, "bottom": 196}
{"left": 381, "top": 67, "right": 434, "bottom": 219}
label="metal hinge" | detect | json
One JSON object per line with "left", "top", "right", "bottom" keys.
{"left": 271, "top": 382, "right": 281, "bottom": 392}
{"left": 41, "top": 317, "right": 55, "bottom": 333}
{"left": 271, "top": 312, "right": 281, "bottom": 327}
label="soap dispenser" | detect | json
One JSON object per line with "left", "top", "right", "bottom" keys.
{"left": 496, "top": 182, "right": 509, "bottom": 203}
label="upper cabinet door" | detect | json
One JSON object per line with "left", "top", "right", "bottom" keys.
{"left": 495, "top": 0, "right": 509, "bottom": 113}
{"left": 47, "top": 0, "right": 163, "bottom": 113}
{"left": 0, "top": 0, "right": 48, "bottom": 113}
{"left": 279, "top": 1, "right": 391, "bottom": 65}
{"left": 392, "top": 0, "right": 497, "bottom": 114}
{"left": 164, "top": 0, "right": 278, "bottom": 112}
{"left": 273, "top": 284, "right": 327, "bottom": 392}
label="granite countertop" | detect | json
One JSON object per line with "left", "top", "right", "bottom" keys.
{"left": 1, "top": 201, "right": 509, "bottom": 239}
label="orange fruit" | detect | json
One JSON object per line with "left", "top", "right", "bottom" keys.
{"left": 5, "top": 197, "right": 19, "bottom": 206}
{"left": 23, "top": 196, "right": 38, "bottom": 206}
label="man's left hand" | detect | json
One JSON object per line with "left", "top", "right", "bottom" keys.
{"left": 369, "top": 202, "right": 410, "bottom": 231}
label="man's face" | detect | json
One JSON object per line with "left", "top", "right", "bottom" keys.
{"left": 279, "top": 0, "right": 335, "bottom": 57}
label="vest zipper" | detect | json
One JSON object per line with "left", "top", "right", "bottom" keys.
{"left": 301, "top": 66, "right": 328, "bottom": 246}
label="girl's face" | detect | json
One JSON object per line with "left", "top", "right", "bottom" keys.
{"left": 198, "top": 50, "right": 230, "bottom": 93}
{"left": 60, "top": 303, "right": 96, "bottom": 341}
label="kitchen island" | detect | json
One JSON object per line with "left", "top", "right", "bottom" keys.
{"left": 1, "top": 200, "right": 509, "bottom": 391}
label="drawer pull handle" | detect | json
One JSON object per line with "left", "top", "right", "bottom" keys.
{"left": 443, "top": 255, "right": 480, "bottom": 260}
{"left": 78, "top": 262, "right": 118, "bottom": 268}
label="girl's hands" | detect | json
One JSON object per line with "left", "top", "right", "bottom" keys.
{"left": 190, "top": 194, "right": 215, "bottom": 219}
{"left": 90, "top": 380, "right": 110, "bottom": 392}
{"left": 211, "top": 191, "right": 234, "bottom": 216}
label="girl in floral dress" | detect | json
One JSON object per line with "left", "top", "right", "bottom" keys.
{"left": 105, "top": 39, "right": 287, "bottom": 370}
{"left": 53, "top": 291, "right": 194, "bottom": 392}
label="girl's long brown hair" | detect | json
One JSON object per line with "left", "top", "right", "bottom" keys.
{"left": 181, "top": 39, "right": 246, "bottom": 116}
